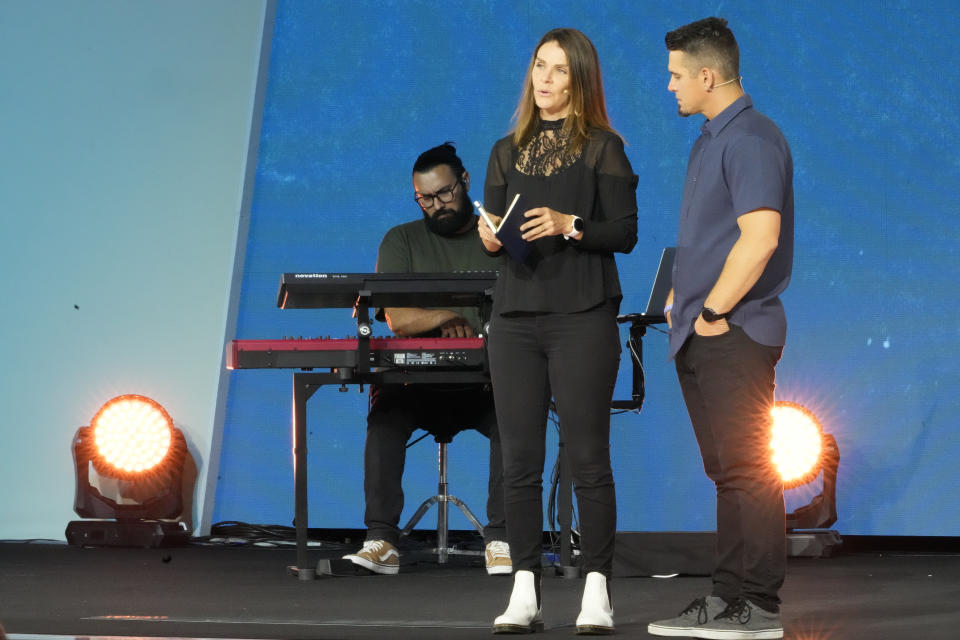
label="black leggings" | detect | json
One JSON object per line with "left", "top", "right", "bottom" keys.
{"left": 487, "top": 300, "right": 620, "bottom": 577}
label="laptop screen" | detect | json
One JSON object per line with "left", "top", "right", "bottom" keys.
{"left": 641, "top": 247, "right": 676, "bottom": 323}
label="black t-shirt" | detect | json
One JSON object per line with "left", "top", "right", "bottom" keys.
{"left": 484, "top": 123, "right": 639, "bottom": 314}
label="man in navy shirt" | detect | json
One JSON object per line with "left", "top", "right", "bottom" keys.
{"left": 648, "top": 17, "right": 793, "bottom": 640}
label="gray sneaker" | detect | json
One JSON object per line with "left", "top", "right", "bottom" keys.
{"left": 647, "top": 596, "right": 726, "bottom": 636}
{"left": 695, "top": 598, "right": 783, "bottom": 639}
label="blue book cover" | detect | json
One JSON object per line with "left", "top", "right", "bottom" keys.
{"left": 477, "top": 193, "right": 530, "bottom": 262}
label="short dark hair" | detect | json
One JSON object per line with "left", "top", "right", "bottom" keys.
{"left": 412, "top": 141, "right": 465, "bottom": 178}
{"left": 665, "top": 17, "right": 739, "bottom": 82}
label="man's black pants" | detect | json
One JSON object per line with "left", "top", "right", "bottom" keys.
{"left": 675, "top": 324, "right": 785, "bottom": 613}
{"left": 363, "top": 383, "right": 506, "bottom": 546}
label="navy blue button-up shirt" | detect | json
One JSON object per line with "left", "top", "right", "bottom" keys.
{"left": 669, "top": 94, "right": 794, "bottom": 358}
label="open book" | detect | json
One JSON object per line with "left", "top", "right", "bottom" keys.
{"left": 474, "top": 193, "right": 530, "bottom": 262}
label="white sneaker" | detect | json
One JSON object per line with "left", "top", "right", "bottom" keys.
{"left": 493, "top": 569, "right": 543, "bottom": 633}
{"left": 575, "top": 572, "right": 614, "bottom": 635}
{"left": 486, "top": 540, "right": 512, "bottom": 575}
{"left": 342, "top": 539, "right": 399, "bottom": 575}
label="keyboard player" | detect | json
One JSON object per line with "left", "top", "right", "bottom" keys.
{"left": 342, "top": 142, "right": 510, "bottom": 575}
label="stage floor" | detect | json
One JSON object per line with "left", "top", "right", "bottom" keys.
{"left": 1, "top": 539, "right": 958, "bottom": 640}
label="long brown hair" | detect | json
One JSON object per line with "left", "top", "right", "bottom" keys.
{"left": 512, "top": 28, "right": 616, "bottom": 152}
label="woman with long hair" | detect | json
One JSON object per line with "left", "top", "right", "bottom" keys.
{"left": 479, "top": 28, "right": 638, "bottom": 635}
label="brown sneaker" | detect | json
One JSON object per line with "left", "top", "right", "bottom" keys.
{"left": 485, "top": 540, "right": 512, "bottom": 576}
{"left": 342, "top": 539, "right": 399, "bottom": 575}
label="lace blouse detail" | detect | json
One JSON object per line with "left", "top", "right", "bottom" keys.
{"left": 515, "top": 119, "right": 581, "bottom": 177}
{"left": 484, "top": 127, "right": 639, "bottom": 314}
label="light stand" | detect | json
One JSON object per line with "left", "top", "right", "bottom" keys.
{"left": 786, "top": 432, "right": 842, "bottom": 557}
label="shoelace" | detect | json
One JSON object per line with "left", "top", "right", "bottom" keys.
{"left": 679, "top": 597, "right": 709, "bottom": 625}
{"left": 361, "top": 540, "right": 387, "bottom": 553}
{"left": 488, "top": 541, "right": 510, "bottom": 559}
{"left": 715, "top": 598, "right": 752, "bottom": 624}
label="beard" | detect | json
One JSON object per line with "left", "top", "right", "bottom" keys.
{"left": 423, "top": 190, "right": 474, "bottom": 237}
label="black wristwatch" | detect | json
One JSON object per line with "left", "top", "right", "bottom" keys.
{"left": 700, "top": 306, "right": 729, "bottom": 323}
{"left": 564, "top": 216, "right": 584, "bottom": 240}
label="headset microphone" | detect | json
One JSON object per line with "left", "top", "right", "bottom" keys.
{"left": 710, "top": 76, "right": 742, "bottom": 91}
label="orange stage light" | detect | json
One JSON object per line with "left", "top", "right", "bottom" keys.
{"left": 67, "top": 394, "right": 189, "bottom": 547}
{"left": 771, "top": 401, "right": 825, "bottom": 489}
{"left": 91, "top": 395, "right": 175, "bottom": 476}
{"left": 770, "top": 400, "right": 841, "bottom": 551}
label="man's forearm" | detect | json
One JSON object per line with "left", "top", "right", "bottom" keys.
{"left": 384, "top": 307, "right": 461, "bottom": 336}
{"left": 704, "top": 233, "right": 778, "bottom": 313}
{"left": 665, "top": 288, "right": 674, "bottom": 328}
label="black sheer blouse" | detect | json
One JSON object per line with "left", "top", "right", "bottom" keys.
{"left": 484, "top": 121, "right": 639, "bottom": 314}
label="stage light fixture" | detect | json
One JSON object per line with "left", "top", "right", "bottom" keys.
{"left": 92, "top": 395, "right": 174, "bottom": 477}
{"left": 771, "top": 401, "right": 825, "bottom": 489}
{"left": 770, "top": 400, "right": 841, "bottom": 556}
{"left": 66, "top": 394, "right": 190, "bottom": 548}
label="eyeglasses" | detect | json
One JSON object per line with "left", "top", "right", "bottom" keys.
{"left": 414, "top": 178, "right": 462, "bottom": 209}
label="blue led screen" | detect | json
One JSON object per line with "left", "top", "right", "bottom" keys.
{"left": 214, "top": 0, "right": 960, "bottom": 536}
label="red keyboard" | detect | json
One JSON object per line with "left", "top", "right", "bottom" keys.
{"left": 227, "top": 336, "right": 486, "bottom": 371}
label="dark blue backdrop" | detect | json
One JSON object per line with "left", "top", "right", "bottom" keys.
{"left": 214, "top": 0, "right": 960, "bottom": 536}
